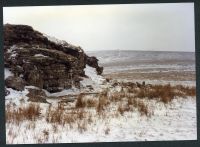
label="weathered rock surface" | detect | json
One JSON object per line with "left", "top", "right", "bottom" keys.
{"left": 4, "top": 24, "right": 103, "bottom": 93}
{"left": 5, "top": 88, "right": 10, "bottom": 96}
{"left": 86, "top": 56, "right": 103, "bottom": 75}
{"left": 5, "top": 76, "right": 26, "bottom": 91}
{"left": 26, "top": 89, "right": 49, "bottom": 103}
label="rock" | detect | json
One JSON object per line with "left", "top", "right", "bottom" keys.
{"left": 96, "top": 66, "right": 103, "bottom": 75}
{"left": 5, "top": 76, "right": 26, "bottom": 91}
{"left": 86, "top": 85, "right": 94, "bottom": 91}
{"left": 5, "top": 88, "right": 10, "bottom": 96}
{"left": 4, "top": 24, "right": 103, "bottom": 93}
{"left": 136, "top": 82, "right": 142, "bottom": 88}
{"left": 112, "top": 81, "right": 120, "bottom": 87}
{"left": 121, "top": 82, "right": 135, "bottom": 87}
{"left": 26, "top": 89, "right": 49, "bottom": 103}
{"left": 105, "top": 78, "right": 110, "bottom": 82}
{"left": 86, "top": 56, "right": 103, "bottom": 75}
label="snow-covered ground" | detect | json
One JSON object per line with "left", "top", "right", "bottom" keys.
{"left": 5, "top": 63, "right": 197, "bottom": 144}
{"left": 6, "top": 96, "right": 196, "bottom": 144}
{"left": 80, "top": 65, "right": 106, "bottom": 91}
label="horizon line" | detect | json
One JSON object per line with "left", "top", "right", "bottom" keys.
{"left": 85, "top": 49, "right": 195, "bottom": 53}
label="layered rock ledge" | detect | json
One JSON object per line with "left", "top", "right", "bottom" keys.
{"left": 4, "top": 24, "right": 103, "bottom": 93}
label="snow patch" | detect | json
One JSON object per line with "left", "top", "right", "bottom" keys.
{"left": 43, "top": 87, "right": 80, "bottom": 97}
{"left": 25, "top": 86, "right": 40, "bottom": 90}
{"left": 80, "top": 65, "right": 105, "bottom": 91}
{"left": 43, "top": 33, "right": 81, "bottom": 51}
{"left": 5, "top": 88, "right": 29, "bottom": 105}
{"left": 34, "top": 54, "right": 48, "bottom": 58}
{"left": 10, "top": 53, "right": 17, "bottom": 57}
{"left": 6, "top": 97, "right": 197, "bottom": 143}
{"left": 43, "top": 34, "right": 67, "bottom": 45}
{"left": 84, "top": 65, "right": 105, "bottom": 85}
{"left": 4, "top": 68, "right": 14, "bottom": 79}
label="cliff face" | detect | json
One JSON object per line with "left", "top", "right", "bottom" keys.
{"left": 4, "top": 24, "right": 103, "bottom": 93}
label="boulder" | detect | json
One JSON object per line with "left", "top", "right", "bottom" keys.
{"left": 5, "top": 88, "right": 10, "bottom": 96}
{"left": 86, "top": 56, "right": 103, "bottom": 75}
{"left": 26, "top": 89, "right": 49, "bottom": 103}
{"left": 5, "top": 76, "right": 26, "bottom": 91}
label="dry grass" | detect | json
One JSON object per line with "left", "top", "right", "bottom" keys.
{"left": 86, "top": 99, "right": 98, "bottom": 107}
{"left": 36, "top": 129, "right": 50, "bottom": 143}
{"left": 127, "top": 97, "right": 138, "bottom": 108}
{"left": 127, "top": 96, "right": 151, "bottom": 117}
{"left": 110, "top": 91, "right": 126, "bottom": 102}
{"left": 117, "top": 104, "right": 130, "bottom": 115}
{"left": 75, "top": 93, "right": 99, "bottom": 108}
{"left": 77, "top": 121, "right": 87, "bottom": 133}
{"left": 6, "top": 81, "right": 196, "bottom": 138}
{"left": 6, "top": 103, "right": 41, "bottom": 124}
{"left": 96, "top": 92, "right": 110, "bottom": 114}
{"left": 46, "top": 105, "right": 64, "bottom": 125}
{"left": 138, "top": 101, "right": 149, "bottom": 116}
{"left": 75, "top": 94, "right": 86, "bottom": 108}
{"left": 52, "top": 124, "right": 58, "bottom": 133}
{"left": 105, "top": 127, "right": 110, "bottom": 135}
{"left": 46, "top": 104, "right": 87, "bottom": 126}
{"left": 175, "top": 85, "right": 196, "bottom": 96}
{"left": 133, "top": 83, "right": 196, "bottom": 103}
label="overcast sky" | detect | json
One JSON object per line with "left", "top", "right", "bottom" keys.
{"left": 3, "top": 3, "right": 195, "bottom": 52}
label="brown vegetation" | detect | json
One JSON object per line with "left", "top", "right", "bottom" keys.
{"left": 133, "top": 84, "right": 196, "bottom": 103}
{"left": 6, "top": 103, "right": 41, "bottom": 124}
{"left": 6, "top": 82, "right": 196, "bottom": 135}
{"left": 75, "top": 94, "right": 86, "bottom": 108}
{"left": 96, "top": 91, "right": 110, "bottom": 114}
{"left": 137, "top": 101, "right": 149, "bottom": 116}
{"left": 117, "top": 104, "right": 131, "bottom": 115}
{"left": 86, "top": 99, "right": 98, "bottom": 108}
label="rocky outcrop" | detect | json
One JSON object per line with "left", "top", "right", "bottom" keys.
{"left": 26, "top": 89, "right": 49, "bottom": 103}
{"left": 86, "top": 56, "right": 103, "bottom": 75}
{"left": 4, "top": 24, "right": 103, "bottom": 93}
{"left": 5, "top": 76, "right": 26, "bottom": 91}
{"left": 5, "top": 88, "right": 10, "bottom": 96}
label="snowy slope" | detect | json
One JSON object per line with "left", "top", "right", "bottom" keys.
{"left": 6, "top": 97, "right": 196, "bottom": 144}
{"left": 80, "top": 65, "right": 106, "bottom": 91}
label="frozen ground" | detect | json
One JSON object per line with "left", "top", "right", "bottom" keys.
{"left": 5, "top": 53, "right": 197, "bottom": 144}
{"left": 6, "top": 95, "right": 196, "bottom": 144}
{"left": 5, "top": 71, "right": 197, "bottom": 143}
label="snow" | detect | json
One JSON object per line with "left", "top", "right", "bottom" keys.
{"left": 43, "top": 33, "right": 81, "bottom": 51}
{"left": 4, "top": 68, "right": 14, "bottom": 79}
{"left": 41, "top": 65, "right": 106, "bottom": 97}
{"left": 34, "top": 54, "right": 48, "bottom": 58}
{"left": 43, "top": 87, "right": 80, "bottom": 97}
{"left": 5, "top": 71, "right": 197, "bottom": 144}
{"left": 43, "top": 34, "right": 67, "bottom": 45}
{"left": 25, "top": 86, "right": 40, "bottom": 89}
{"left": 5, "top": 88, "right": 29, "bottom": 106}
{"left": 10, "top": 53, "right": 17, "bottom": 57}
{"left": 6, "top": 96, "right": 197, "bottom": 144}
{"left": 4, "top": 50, "right": 197, "bottom": 143}
{"left": 118, "top": 79, "right": 196, "bottom": 87}
{"left": 80, "top": 65, "right": 106, "bottom": 91}
{"left": 5, "top": 72, "right": 197, "bottom": 143}
{"left": 102, "top": 64, "right": 195, "bottom": 75}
